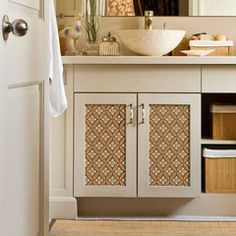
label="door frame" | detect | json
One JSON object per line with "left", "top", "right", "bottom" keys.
{"left": 41, "top": 0, "right": 50, "bottom": 233}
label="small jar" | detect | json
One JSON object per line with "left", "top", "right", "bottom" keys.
{"left": 99, "top": 32, "right": 120, "bottom": 56}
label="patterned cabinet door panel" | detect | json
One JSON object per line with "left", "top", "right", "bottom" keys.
{"left": 138, "top": 94, "right": 201, "bottom": 198}
{"left": 74, "top": 94, "right": 137, "bottom": 197}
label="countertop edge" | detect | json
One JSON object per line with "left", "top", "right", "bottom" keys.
{"left": 62, "top": 56, "right": 236, "bottom": 65}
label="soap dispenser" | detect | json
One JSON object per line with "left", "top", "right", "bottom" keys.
{"left": 99, "top": 32, "right": 120, "bottom": 56}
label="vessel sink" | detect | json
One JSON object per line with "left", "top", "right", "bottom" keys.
{"left": 116, "top": 29, "right": 186, "bottom": 56}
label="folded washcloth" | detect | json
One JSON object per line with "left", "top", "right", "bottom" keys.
{"left": 203, "top": 148, "right": 236, "bottom": 158}
{"left": 190, "top": 40, "right": 234, "bottom": 47}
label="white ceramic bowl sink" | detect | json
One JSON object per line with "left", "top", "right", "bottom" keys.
{"left": 116, "top": 29, "right": 186, "bottom": 56}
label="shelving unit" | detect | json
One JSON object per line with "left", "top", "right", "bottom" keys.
{"left": 201, "top": 93, "right": 236, "bottom": 194}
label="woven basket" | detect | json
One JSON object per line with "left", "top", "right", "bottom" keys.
{"left": 190, "top": 40, "right": 233, "bottom": 56}
{"left": 203, "top": 148, "right": 236, "bottom": 193}
{"left": 211, "top": 104, "right": 236, "bottom": 140}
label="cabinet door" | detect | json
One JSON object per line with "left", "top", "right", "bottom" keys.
{"left": 138, "top": 94, "right": 201, "bottom": 198}
{"left": 74, "top": 94, "right": 137, "bottom": 197}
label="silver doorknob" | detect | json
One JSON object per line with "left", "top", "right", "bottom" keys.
{"left": 2, "top": 15, "right": 28, "bottom": 41}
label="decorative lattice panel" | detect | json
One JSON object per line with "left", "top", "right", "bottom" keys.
{"left": 107, "top": 0, "right": 135, "bottom": 16}
{"left": 85, "top": 104, "right": 126, "bottom": 186}
{"left": 149, "top": 105, "right": 191, "bottom": 187}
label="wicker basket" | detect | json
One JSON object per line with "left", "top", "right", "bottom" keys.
{"left": 211, "top": 104, "right": 236, "bottom": 140}
{"left": 190, "top": 40, "right": 233, "bottom": 56}
{"left": 203, "top": 148, "right": 236, "bottom": 193}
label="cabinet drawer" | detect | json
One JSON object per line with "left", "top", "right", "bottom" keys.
{"left": 202, "top": 65, "right": 236, "bottom": 93}
{"left": 74, "top": 65, "right": 201, "bottom": 93}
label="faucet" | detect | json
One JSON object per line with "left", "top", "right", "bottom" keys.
{"left": 145, "top": 11, "right": 154, "bottom": 30}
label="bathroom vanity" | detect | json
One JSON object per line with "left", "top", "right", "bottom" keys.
{"left": 50, "top": 56, "right": 236, "bottom": 219}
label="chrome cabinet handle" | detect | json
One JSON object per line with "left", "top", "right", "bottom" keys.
{"left": 139, "top": 104, "right": 145, "bottom": 124}
{"left": 127, "top": 104, "right": 134, "bottom": 125}
{"left": 2, "top": 15, "right": 28, "bottom": 41}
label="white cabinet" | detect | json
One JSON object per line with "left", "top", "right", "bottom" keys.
{"left": 50, "top": 63, "right": 236, "bottom": 218}
{"left": 49, "top": 65, "right": 77, "bottom": 219}
{"left": 74, "top": 93, "right": 201, "bottom": 198}
{"left": 74, "top": 94, "right": 137, "bottom": 197}
{"left": 138, "top": 94, "right": 201, "bottom": 197}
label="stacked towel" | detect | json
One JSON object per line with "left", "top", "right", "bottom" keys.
{"left": 203, "top": 148, "right": 236, "bottom": 158}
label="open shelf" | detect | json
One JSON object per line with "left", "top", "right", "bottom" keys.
{"left": 201, "top": 94, "right": 236, "bottom": 194}
{"left": 201, "top": 93, "right": 236, "bottom": 139}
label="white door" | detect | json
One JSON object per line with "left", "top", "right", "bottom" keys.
{"left": 0, "top": 0, "right": 49, "bottom": 235}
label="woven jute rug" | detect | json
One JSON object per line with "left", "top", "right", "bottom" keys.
{"left": 50, "top": 219, "right": 236, "bottom": 236}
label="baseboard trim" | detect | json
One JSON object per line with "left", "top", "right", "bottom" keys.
{"left": 50, "top": 197, "right": 77, "bottom": 219}
{"left": 76, "top": 215, "right": 236, "bottom": 222}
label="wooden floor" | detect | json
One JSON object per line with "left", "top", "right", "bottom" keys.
{"left": 50, "top": 219, "right": 236, "bottom": 236}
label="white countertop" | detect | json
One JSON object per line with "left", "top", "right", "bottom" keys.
{"left": 62, "top": 56, "right": 236, "bottom": 65}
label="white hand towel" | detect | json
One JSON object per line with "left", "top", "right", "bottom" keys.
{"left": 49, "top": 0, "right": 67, "bottom": 117}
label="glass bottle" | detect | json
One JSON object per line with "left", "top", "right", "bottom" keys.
{"left": 83, "top": 0, "right": 101, "bottom": 55}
